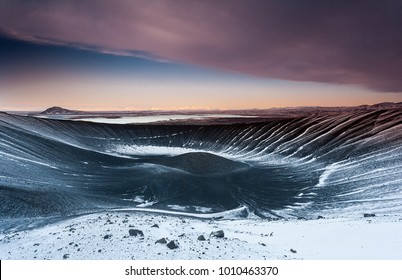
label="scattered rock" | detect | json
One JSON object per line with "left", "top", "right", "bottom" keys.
{"left": 297, "top": 217, "right": 306, "bottom": 220}
{"left": 129, "top": 229, "right": 144, "bottom": 237}
{"left": 364, "top": 213, "right": 375, "bottom": 218}
{"left": 197, "top": 235, "right": 206, "bottom": 241}
{"left": 210, "top": 230, "right": 224, "bottom": 238}
{"left": 317, "top": 215, "right": 325, "bottom": 219}
{"left": 166, "top": 240, "right": 179, "bottom": 250}
{"left": 155, "top": 238, "right": 167, "bottom": 245}
{"left": 260, "top": 243, "right": 266, "bottom": 246}
{"left": 290, "top": 249, "right": 297, "bottom": 254}
{"left": 98, "top": 249, "right": 102, "bottom": 253}
{"left": 151, "top": 224, "right": 159, "bottom": 228}
{"left": 63, "top": 254, "right": 69, "bottom": 259}
{"left": 178, "top": 233, "right": 186, "bottom": 237}
{"left": 103, "top": 234, "right": 112, "bottom": 239}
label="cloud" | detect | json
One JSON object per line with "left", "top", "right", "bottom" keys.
{"left": 1, "top": 0, "right": 401, "bottom": 92}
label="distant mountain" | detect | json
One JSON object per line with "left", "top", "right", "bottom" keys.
{"left": 40, "top": 106, "right": 81, "bottom": 115}
{"left": 370, "top": 102, "right": 402, "bottom": 109}
{"left": 37, "top": 102, "right": 401, "bottom": 117}
{"left": 358, "top": 102, "right": 402, "bottom": 110}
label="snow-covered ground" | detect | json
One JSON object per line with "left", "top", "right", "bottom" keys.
{"left": 0, "top": 212, "right": 401, "bottom": 260}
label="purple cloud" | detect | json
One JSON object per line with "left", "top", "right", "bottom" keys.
{"left": 1, "top": 0, "right": 401, "bottom": 92}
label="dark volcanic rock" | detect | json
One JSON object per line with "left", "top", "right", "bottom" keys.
{"left": 155, "top": 152, "right": 248, "bottom": 175}
{"left": 197, "top": 235, "right": 206, "bottom": 241}
{"left": 166, "top": 240, "right": 179, "bottom": 250}
{"left": 210, "top": 230, "right": 224, "bottom": 238}
{"left": 129, "top": 229, "right": 144, "bottom": 237}
{"left": 290, "top": 249, "right": 297, "bottom": 254}
{"left": 63, "top": 254, "right": 69, "bottom": 259}
{"left": 364, "top": 213, "right": 375, "bottom": 218}
{"left": 103, "top": 234, "right": 112, "bottom": 239}
{"left": 151, "top": 224, "right": 159, "bottom": 228}
{"left": 317, "top": 215, "right": 325, "bottom": 219}
{"left": 155, "top": 238, "right": 167, "bottom": 244}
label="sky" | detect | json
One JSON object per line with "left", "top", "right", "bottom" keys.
{"left": 1, "top": 0, "right": 402, "bottom": 111}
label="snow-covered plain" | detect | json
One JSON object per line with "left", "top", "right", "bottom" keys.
{"left": 0, "top": 211, "right": 400, "bottom": 260}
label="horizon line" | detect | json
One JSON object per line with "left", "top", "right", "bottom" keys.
{"left": 2, "top": 102, "right": 401, "bottom": 113}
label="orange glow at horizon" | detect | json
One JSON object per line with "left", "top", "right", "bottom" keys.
{"left": 2, "top": 68, "right": 402, "bottom": 112}
{"left": 2, "top": 81, "right": 401, "bottom": 112}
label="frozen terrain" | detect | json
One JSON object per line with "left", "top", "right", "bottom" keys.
{"left": 0, "top": 211, "right": 400, "bottom": 260}
{"left": 0, "top": 108, "right": 401, "bottom": 259}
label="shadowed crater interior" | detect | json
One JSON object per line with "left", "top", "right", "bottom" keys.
{"left": 155, "top": 152, "right": 249, "bottom": 175}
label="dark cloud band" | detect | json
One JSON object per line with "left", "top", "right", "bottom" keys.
{"left": 1, "top": 0, "right": 401, "bottom": 92}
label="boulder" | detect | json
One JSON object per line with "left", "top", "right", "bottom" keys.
{"left": 155, "top": 238, "right": 167, "bottom": 245}
{"left": 363, "top": 213, "right": 375, "bottom": 218}
{"left": 210, "top": 230, "right": 224, "bottom": 238}
{"left": 129, "top": 229, "right": 144, "bottom": 237}
{"left": 166, "top": 240, "right": 179, "bottom": 250}
{"left": 197, "top": 235, "right": 206, "bottom": 241}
